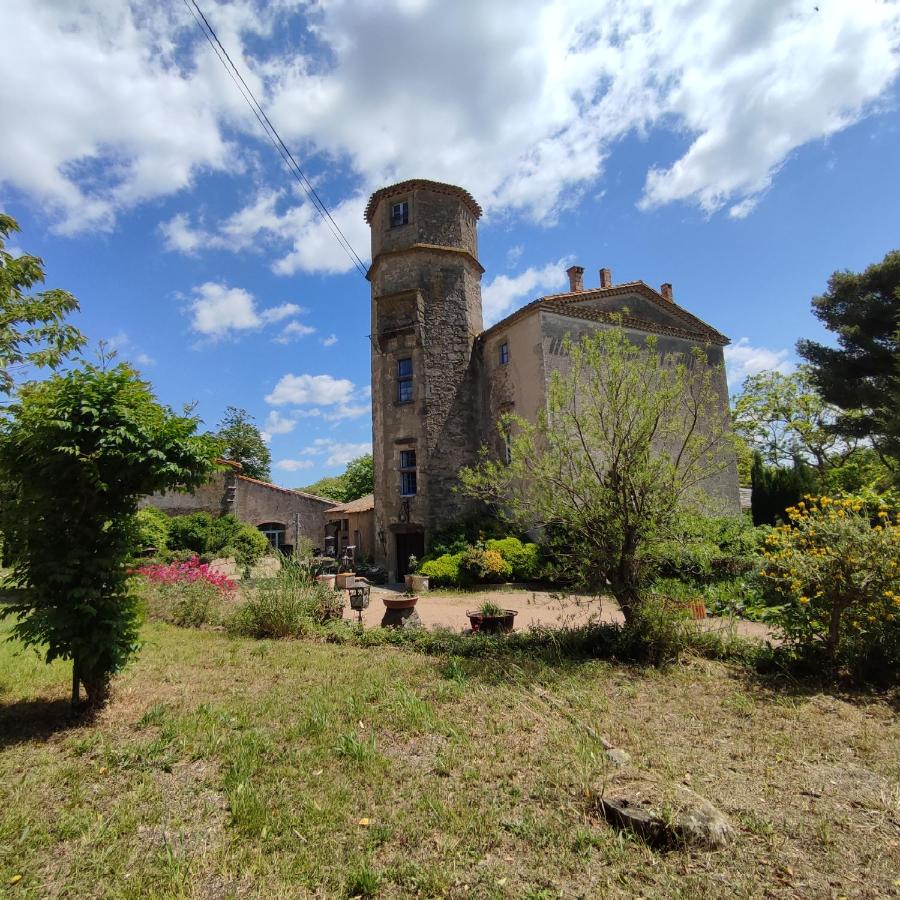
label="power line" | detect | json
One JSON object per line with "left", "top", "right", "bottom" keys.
{"left": 182, "top": 0, "right": 369, "bottom": 277}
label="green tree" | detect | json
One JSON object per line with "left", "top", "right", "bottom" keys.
{"left": 342, "top": 453, "right": 374, "bottom": 501}
{"left": 459, "top": 327, "right": 735, "bottom": 623}
{"left": 296, "top": 473, "right": 347, "bottom": 501}
{"left": 0, "top": 213, "right": 85, "bottom": 393}
{"left": 216, "top": 406, "right": 271, "bottom": 481}
{"left": 797, "top": 250, "right": 900, "bottom": 474}
{"left": 0, "top": 364, "right": 218, "bottom": 709}
{"left": 749, "top": 452, "right": 819, "bottom": 526}
{"left": 296, "top": 453, "right": 373, "bottom": 502}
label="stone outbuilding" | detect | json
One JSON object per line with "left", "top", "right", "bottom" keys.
{"left": 324, "top": 493, "right": 376, "bottom": 561}
{"left": 141, "top": 461, "right": 333, "bottom": 554}
{"left": 365, "top": 178, "right": 741, "bottom": 581}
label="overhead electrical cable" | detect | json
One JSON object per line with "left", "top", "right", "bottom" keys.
{"left": 182, "top": 0, "right": 369, "bottom": 277}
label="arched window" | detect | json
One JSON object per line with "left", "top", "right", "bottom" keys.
{"left": 258, "top": 522, "right": 286, "bottom": 550}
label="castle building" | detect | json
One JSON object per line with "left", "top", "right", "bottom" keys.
{"left": 366, "top": 179, "right": 740, "bottom": 581}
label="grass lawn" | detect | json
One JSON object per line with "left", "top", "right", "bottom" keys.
{"left": 1, "top": 621, "right": 898, "bottom": 899}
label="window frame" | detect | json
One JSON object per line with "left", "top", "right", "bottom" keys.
{"left": 399, "top": 448, "right": 417, "bottom": 497}
{"left": 396, "top": 356, "right": 414, "bottom": 404}
{"left": 390, "top": 200, "right": 409, "bottom": 228}
{"left": 499, "top": 341, "right": 509, "bottom": 365}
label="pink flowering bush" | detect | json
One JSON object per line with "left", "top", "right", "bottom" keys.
{"left": 134, "top": 556, "right": 235, "bottom": 627}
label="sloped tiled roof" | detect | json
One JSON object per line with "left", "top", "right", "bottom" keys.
{"left": 479, "top": 281, "right": 729, "bottom": 346}
{"left": 236, "top": 474, "right": 335, "bottom": 505}
{"left": 364, "top": 179, "right": 482, "bottom": 223}
{"left": 326, "top": 493, "right": 375, "bottom": 515}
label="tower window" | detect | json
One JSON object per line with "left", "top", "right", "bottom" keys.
{"left": 390, "top": 201, "right": 409, "bottom": 227}
{"left": 397, "top": 357, "right": 413, "bottom": 403}
{"left": 499, "top": 341, "right": 509, "bottom": 365}
{"left": 399, "top": 449, "right": 417, "bottom": 496}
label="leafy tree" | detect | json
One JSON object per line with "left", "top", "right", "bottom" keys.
{"left": 342, "top": 453, "right": 374, "bottom": 501}
{"left": 797, "top": 250, "right": 900, "bottom": 473}
{"left": 296, "top": 453, "right": 373, "bottom": 502}
{"left": 166, "top": 511, "right": 269, "bottom": 566}
{"left": 459, "top": 326, "right": 735, "bottom": 623}
{"left": 133, "top": 507, "right": 171, "bottom": 556}
{"left": 732, "top": 368, "right": 855, "bottom": 471}
{"left": 0, "top": 213, "right": 85, "bottom": 393}
{"left": 296, "top": 473, "right": 347, "bottom": 501}
{"left": 0, "top": 364, "right": 218, "bottom": 709}
{"left": 215, "top": 406, "right": 271, "bottom": 481}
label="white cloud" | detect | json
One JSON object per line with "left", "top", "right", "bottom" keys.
{"left": 188, "top": 282, "right": 306, "bottom": 341}
{"left": 724, "top": 338, "right": 795, "bottom": 389}
{"left": 275, "top": 458, "right": 315, "bottom": 472}
{"left": 482, "top": 258, "right": 569, "bottom": 326}
{"left": 3, "top": 1, "right": 899, "bottom": 241}
{"left": 324, "top": 403, "right": 369, "bottom": 422}
{"left": 273, "top": 320, "right": 317, "bottom": 344}
{"left": 304, "top": 438, "right": 373, "bottom": 467}
{"left": 321, "top": 334, "right": 339, "bottom": 347}
{"left": 104, "top": 331, "right": 154, "bottom": 368}
{"left": 264, "top": 410, "right": 298, "bottom": 436}
{"left": 265, "top": 373, "right": 356, "bottom": 406}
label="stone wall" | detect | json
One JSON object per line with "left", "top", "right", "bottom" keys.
{"left": 141, "top": 472, "right": 332, "bottom": 550}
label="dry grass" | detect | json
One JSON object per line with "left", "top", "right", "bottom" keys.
{"left": 1, "top": 620, "right": 898, "bottom": 898}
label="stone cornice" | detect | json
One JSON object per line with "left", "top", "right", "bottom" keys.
{"left": 367, "top": 244, "right": 485, "bottom": 281}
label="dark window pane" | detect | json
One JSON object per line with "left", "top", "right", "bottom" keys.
{"left": 397, "top": 379, "right": 413, "bottom": 403}
{"left": 397, "top": 358, "right": 413, "bottom": 377}
{"left": 400, "top": 449, "right": 416, "bottom": 469}
{"left": 401, "top": 470, "right": 417, "bottom": 496}
{"left": 391, "top": 201, "right": 409, "bottom": 227}
{"left": 500, "top": 342, "right": 509, "bottom": 364}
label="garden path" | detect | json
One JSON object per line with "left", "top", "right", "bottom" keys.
{"left": 343, "top": 585, "right": 774, "bottom": 641}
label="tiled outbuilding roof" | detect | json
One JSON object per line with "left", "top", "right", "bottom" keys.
{"left": 326, "top": 493, "right": 375, "bottom": 515}
{"left": 236, "top": 474, "right": 335, "bottom": 505}
{"left": 479, "top": 281, "right": 728, "bottom": 346}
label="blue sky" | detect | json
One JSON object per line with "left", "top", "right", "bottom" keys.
{"left": 2, "top": 0, "right": 899, "bottom": 486}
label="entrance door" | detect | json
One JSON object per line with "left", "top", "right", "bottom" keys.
{"left": 396, "top": 532, "right": 425, "bottom": 580}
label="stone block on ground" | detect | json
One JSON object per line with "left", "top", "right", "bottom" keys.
{"left": 380, "top": 606, "right": 423, "bottom": 629}
{"left": 250, "top": 556, "right": 281, "bottom": 579}
{"left": 208, "top": 557, "right": 238, "bottom": 579}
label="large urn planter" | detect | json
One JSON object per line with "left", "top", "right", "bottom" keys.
{"left": 404, "top": 574, "right": 429, "bottom": 593}
{"left": 317, "top": 573, "right": 337, "bottom": 591}
{"left": 467, "top": 608, "right": 518, "bottom": 634}
{"left": 381, "top": 594, "right": 421, "bottom": 629}
{"left": 335, "top": 572, "right": 357, "bottom": 590}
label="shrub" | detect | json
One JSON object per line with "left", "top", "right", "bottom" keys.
{"left": 132, "top": 507, "right": 171, "bottom": 556}
{"left": 761, "top": 494, "right": 900, "bottom": 680}
{"left": 167, "top": 512, "right": 270, "bottom": 567}
{"left": 484, "top": 537, "right": 540, "bottom": 581}
{"left": 419, "top": 552, "right": 464, "bottom": 587}
{"left": 459, "top": 546, "right": 512, "bottom": 584}
{"left": 228, "top": 569, "right": 342, "bottom": 638}
{"left": 426, "top": 516, "right": 508, "bottom": 558}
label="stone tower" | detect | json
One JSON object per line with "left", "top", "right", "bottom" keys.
{"left": 365, "top": 179, "right": 484, "bottom": 581}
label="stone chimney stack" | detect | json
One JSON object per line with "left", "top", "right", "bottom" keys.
{"left": 660, "top": 282, "right": 673, "bottom": 301}
{"left": 566, "top": 265, "right": 584, "bottom": 292}
{"left": 599, "top": 267, "right": 612, "bottom": 289}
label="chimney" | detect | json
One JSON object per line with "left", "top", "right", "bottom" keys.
{"left": 566, "top": 265, "right": 584, "bottom": 292}
{"left": 599, "top": 267, "right": 612, "bottom": 289}
{"left": 660, "top": 282, "right": 673, "bottom": 301}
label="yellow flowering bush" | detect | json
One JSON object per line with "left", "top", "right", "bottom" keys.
{"left": 761, "top": 494, "right": 900, "bottom": 677}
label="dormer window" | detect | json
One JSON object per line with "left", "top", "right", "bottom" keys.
{"left": 390, "top": 201, "right": 409, "bottom": 228}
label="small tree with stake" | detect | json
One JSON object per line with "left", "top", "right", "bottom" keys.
{"left": 0, "top": 363, "right": 218, "bottom": 710}
{"left": 459, "top": 326, "right": 736, "bottom": 625}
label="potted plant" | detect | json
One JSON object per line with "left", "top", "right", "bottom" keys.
{"left": 404, "top": 555, "right": 430, "bottom": 593}
{"left": 383, "top": 588, "right": 419, "bottom": 610}
{"left": 467, "top": 600, "right": 517, "bottom": 634}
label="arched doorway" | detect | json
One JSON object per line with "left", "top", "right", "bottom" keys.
{"left": 258, "top": 522, "right": 286, "bottom": 552}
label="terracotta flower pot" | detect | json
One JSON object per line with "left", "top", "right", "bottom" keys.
{"left": 404, "top": 574, "right": 430, "bottom": 593}
{"left": 383, "top": 595, "right": 419, "bottom": 610}
{"left": 316, "top": 573, "right": 337, "bottom": 590}
{"left": 684, "top": 599, "right": 706, "bottom": 620}
{"left": 467, "top": 609, "right": 517, "bottom": 634}
{"left": 335, "top": 572, "right": 357, "bottom": 590}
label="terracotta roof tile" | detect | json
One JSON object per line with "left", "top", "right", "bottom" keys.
{"left": 236, "top": 475, "right": 334, "bottom": 505}
{"left": 326, "top": 493, "right": 375, "bottom": 514}
{"left": 365, "top": 179, "right": 482, "bottom": 223}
